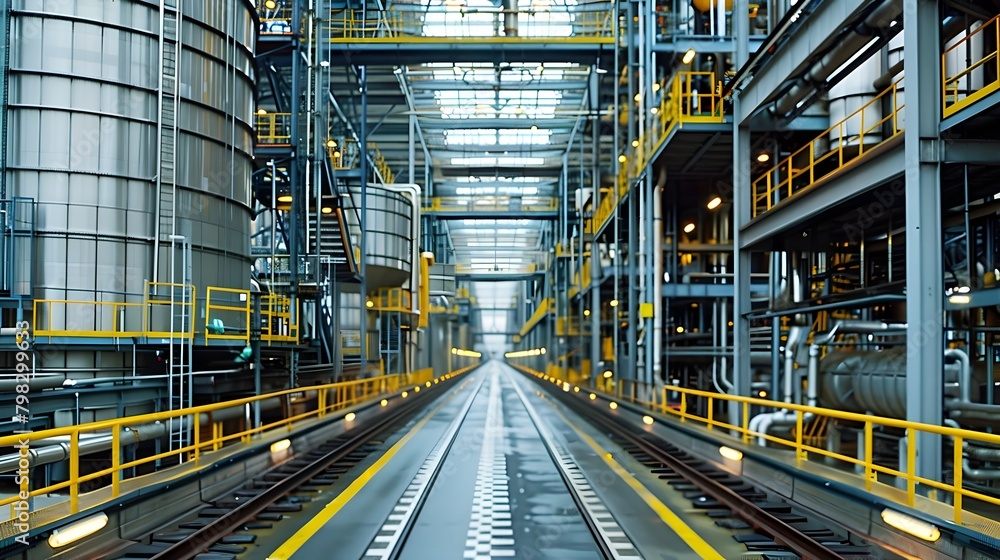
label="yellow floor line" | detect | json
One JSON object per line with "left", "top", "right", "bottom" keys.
{"left": 266, "top": 382, "right": 470, "bottom": 560}
{"left": 541, "top": 390, "right": 725, "bottom": 560}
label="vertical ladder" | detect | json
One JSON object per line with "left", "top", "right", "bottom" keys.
{"left": 157, "top": 0, "right": 180, "bottom": 248}
{"left": 167, "top": 278, "right": 194, "bottom": 458}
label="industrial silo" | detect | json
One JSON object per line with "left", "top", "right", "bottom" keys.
{"left": 4, "top": 0, "right": 254, "bottom": 385}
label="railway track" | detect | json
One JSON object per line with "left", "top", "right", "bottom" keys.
{"left": 532, "top": 372, "right": 894, "bottom": 560}
{"left": 106, "top": 374, "right": 467, "bottom": 560}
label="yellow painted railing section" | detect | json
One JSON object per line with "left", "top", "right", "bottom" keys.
{"left": 205, "top": 287, "right": 251, "bottom": 344}
{"left": 752, "top": 79, "right": 904, "bottom": 218}
{"left": 34, "top": 283, "right": 302, "bottom": 345}
{"left": 422, "top": 197, "right": 558, "bottom": 213}
{"left": 521, "top": 365, "right": 1000, "bottom": 529}
{"left": 254, "top": 112, "right": 292, "bottom": 144}
{"left": 590, "top": 72, "right": 724, "bottom": 235}
{"left": 327, "top": 6, "right": 614, "bottom": 42}
{"left": 519, "top": 297, "right": 553, "bottom": 338}
{"left": 371, "top": 287, "right": 413, "bottom": 313}
{"left": 943, "top": 15, "right": 1000, "bottom": 118}
{"left": 568, "top": 257, "right": 592, "bottom": 299}
{"left": 262, "top": 294, "right": 299, "bottom": 344}
{"left": 0, "top": 372, "right": 459, "bottom": 517}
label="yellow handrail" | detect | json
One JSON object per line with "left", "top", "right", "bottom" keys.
{"left": 32, "top": 300, "right": 143, "bottom": 340}
{"left": 751, "top": 79, "right": 904, "bottom": 218}
{"left": 943, "top": 15, "right": 1000, "bottom": 118}
{"left": 516, "top": 364, "right": 1000, "bottom": 528}
{"left": 0, "top": 370, "right": 476, "bottom": 518}
{"left": 262, "top": 294, "right": 299, "bottom": 344}
{"left": 371, "top": 287, "right": 413, "bottom": 313}
{"left": 143, "top": 282, "right": 196, "bottom": 340}
{"left": 327, "top": 6, "right": 614, "bottom": 42}
{"left": 254, "top": 112, "right": 292, "bottom": 144}
{"left": 205, "top": 286, "right": 251, "bottom": 344}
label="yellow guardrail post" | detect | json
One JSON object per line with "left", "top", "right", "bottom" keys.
{"left": 111, "top": 428, "right": 121, "bottom": 497}
{"left": 680, "top": 393, "right": 687, "bottom": 422}
{"left": 864, "top": 421, "right": 874, "bottom": 491}
{"left": 742, "top": 402, "right": 751, "bottom": 444}
{"left": 907, "top": 429, "right": 917, "bottom": 506}
{"left": 69, "top": 431, "right": 79, "bottom": 513}
{"left": 953, "top": 435, "right": 963, "bottom": 523}
{"left": 795, "top": 410, "right": 805, "bottom": 464}
{"left": 707, "top": 397, "right": 714, "bottom": 430}
{"left": 193, "top": 414, "right": 201, "bottom": 465}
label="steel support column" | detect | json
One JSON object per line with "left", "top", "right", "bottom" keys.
{"left": 359, "top": 65, "right": 368, "bottom": 371}
{"left": 732, "top": 0, "right": 752, "bottom": 421}
{"left": 903, "top": 0, "right": 943, "bottom": 483}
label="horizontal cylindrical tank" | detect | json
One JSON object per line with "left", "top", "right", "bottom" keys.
{"left": 8, "top": 0, "right": 254, "bottom": 334}
{"left": 347, "top": 185, "right": 413, "bottom": 290}
{"left": 819, "top": 348, "right": 966, "bottom": 418}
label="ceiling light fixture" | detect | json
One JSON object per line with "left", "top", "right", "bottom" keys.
{"left": 683, "top": 222, "right": 696, "bottom": 233}
{"left": 757, "top": 152, "right": 771, "bottom": 163}
{"left": 707, "top": 196, "right": 722, "bottom": 210}
{"left": 682, "top": 49, "right": 696, "bottom": 64}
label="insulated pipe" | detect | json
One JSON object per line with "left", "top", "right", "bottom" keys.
{"left": 0, "top": 422, "right": 167, "bottom": 473}
{"left": 783, "top": 325, "right": 807, "bottom": 404}
{"left": 652, "top": 168, "right": 665, "bottom": 389}
{"left": 772, "top": 0, "right": 902, "bottom": 117}
{"left": 0, "top": 374, "right": 67, "bottom": 392}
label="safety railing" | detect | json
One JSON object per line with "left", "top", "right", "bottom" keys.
{"left": 143, "top": 282, "right": 196, "bottom": 340}
{"left": 204, "top": 287, "right": 251, "bottom": 344}
{"left": 261, "top": 294, "right": 299, "bottom": 344}
{"left": 943, "top": 15, "right": 1000, "bottom": 118}
{"left": 568, "top": 257, "right": 592, "bottom": 299}
{"left": 422, "top": 196, "right": 558, "bottom": 213}
{"left": 455, "top": 263, "right": 538, "bottom": 276}
{"left": 555, "top": 316, "right": 589, "bottom": 336}
{"left": 258, "top": 4, "right": 295, "bottom": 35}
{"left": 371, "top": 287, "right": 413, "bottom": 313}
{"left": 524, "top": 365, "right": 1000, "bottom": 529}
{"left": 327, "top": 6, "right": 613, "bottom": 42}
{"left": 32, "top": 299, "right": 143, "bottom": 340}
{"left": 590, "top": 72, "right": 725, "bottom": 235}
{"left": 752, "top": 79, "right": 904, "bottom": 218}
{"left": 254, "top": 112, "right": 292, "bottom": 145}
{"left": 0, "top": 372, "right": 466, "bottom": 518}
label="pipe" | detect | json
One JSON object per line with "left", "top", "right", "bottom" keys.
{"left": 652, "top": 168, "right": 665, "bottom": 390}
{"left": 872, "top": 59, "right": 904, "bottom": 91}
{"left": 783, "top": 324, "right": 807, "bottom": 404}
{"left": 772, "top": 0, "right": 902, "bottom": 117}
{"left": 0, "top": 374, "right": 67, "bottom": 392}
{"left": 0, "top": 422, "right": 167, "bottom": 473}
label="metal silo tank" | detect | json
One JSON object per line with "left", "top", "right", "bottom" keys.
{"left": 346, "top": 185, "right": 413, "bottom": 291}
{"left": 6, "top": 0, "right": 254, "bottom": 337}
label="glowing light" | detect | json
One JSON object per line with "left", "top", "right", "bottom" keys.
{"left": 563, "top": 382, "right": 570, "bottom": 392}
{"left": 632, "top": 139, "right": 640, "bottom": 148}
{"left": 574, "top": 387, "right": 580, "bottom": 392}
{"left": 603, "top": 370, "right": 613, "bottom": 379}
{"left": 366, "top": 300, "right": 375, "bottom": 308}
{"left": 676, "top": 326, "right": 685, "bottom": 334}
{"left": 326, "top": 139, "right": 337, "bottom": 148}
{"left": 48, "top": 513, "right": 109, "bottom": 548}
{"left": 381, "top": 399, "right": 388, "bottom": 406}
{"left": 949, "top": 294, "right": 971, "bottom": 305}
{"left": 609, "top": 402, "right": 618, "bottom": 410}
{"left": 257, "top": 108, "right": 267, "bottom": 115}
{"left": 589, "top": 393, "right": 597, "bottom": 400}
{"left": 426, "top": 381, "right": 432, "bottom": 387}
{"left": 707, "top": 196, "right": 722, "bottom": 210}
{"left": 682, "top": 49, "right": 696, "bottom": 64}
{"left": 719, "top": 446, "right": 743, "bottom": 461}
{"left": 277, "top": 194, "right": 293, "bottom": 203}
{"left": 610, "top": 299, "right": 619, "bottom": 308}
{"left": 321, "top": 207, "right": 333, "bottom": 214}
{"left": 881, "top": 509, "right": 941, "bottom": 541}
{"left": 402, "top": 391, "right": 408, "bottom": 398}
{"left": 584, "top": 309, "right": 591, "bottom": 317}
{"left": 757, "top": 390, "right": 767, "bottom": 398}
{"left": 414, "top": 386, "right": 420, "bottom": 392}
{"left": 683, "top": 223, "right": 696, "bottom": 233}
{"left": 618, "top": 154, "right": 627, "bottom": 163}
{"left": 264, "top": 0, "right": 277, "bottom": 9}
{"left": 270, "top": 439, "right": 291, "bottom": 453}
{"left": 345, "top": 412, "right": 356, "bottom": 421}
{"left": 643, "top": 416, "right": 654, "bottom": 425}
{"left": 756, "top": 152, "right": 770, "bottom": 163}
